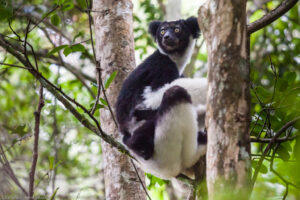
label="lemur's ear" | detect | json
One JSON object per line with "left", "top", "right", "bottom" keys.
{"left": 148, "top": 21, "right": 161, "bottom": 39}
{"left": 184, "top": 17, "right": 200, "bottom": 39}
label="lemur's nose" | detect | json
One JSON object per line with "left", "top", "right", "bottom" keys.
{"left": 164, "top": 35, "right": 170, "bottom": 39}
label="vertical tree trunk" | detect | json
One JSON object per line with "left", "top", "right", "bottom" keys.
{"left": 165, "top": 0, "right": 181, "bottom": 20}
{"left": 198, "top": 0, "right": 251, "bottom": 199}
{"left": 92, "top": 1, "right": 146, "bottom": 199}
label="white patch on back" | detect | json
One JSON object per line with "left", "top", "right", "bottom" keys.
{"left": 143, "top": 78, "right": 207, "bottom": 109}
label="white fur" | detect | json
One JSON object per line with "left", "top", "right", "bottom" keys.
{"left": 132, "top": 103, "right": 206, "bottom": 179}
{"left": 158, "top": 37, "right": 196, "bottom": 75}
{"left": 143, "top": 77, "right": 207, "bottom": 110}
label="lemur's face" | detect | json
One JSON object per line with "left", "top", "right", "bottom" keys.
{"left": 149, "top": 17, "right": 200, "bottom": 54}
{"left": 157, "top": 21, "right": 188, "bottom": 53}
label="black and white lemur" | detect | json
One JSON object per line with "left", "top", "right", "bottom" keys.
{"left": 116, "top": 17, "right": 208, "bottom": 179}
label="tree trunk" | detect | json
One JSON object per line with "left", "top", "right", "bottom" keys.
{"left": 165, "top": 0, "right": 181, "bottom": 20}
{"left": 92, "top": 1, "right": 146, "bottom": 199}
{"left": 197, "top": 1, "right": 251, "bottom": 199}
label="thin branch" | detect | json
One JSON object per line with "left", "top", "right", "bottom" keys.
{"left": 130, "top": 159, "right": 152, "bottom": 200}
{"left": 0, "top": 141, "right": 28, "bottom": 196}
{"left": 28, "top": 5, "right": 59, "bottom": 33}
{"left": 0, "top": 34, "right": 131, "bottom": 157}
{"left": 0, "top": 62, "right": 28, "bottom": 69}
{"left": 250, "top": 135, "right": 299, "bottom": 143}
{"left": 38, "top": 25, "right": 95, "bottom": 98}
{"left": 29, "top": 85, "right": 45, "bottom": 199}
{"left": 247, "top": 0, "right": 298, "bottom": 34}
{"left": 0, "top": 32, "right": 96, "bottom": 83}
{"left": 251, "top": 117, "right": 300, "bottom": 189}
{"left": 85, "top": 0, "right": 118, "bottom": 126}
{"left": 85, "top": 0, "right": 101, "bottom": 115}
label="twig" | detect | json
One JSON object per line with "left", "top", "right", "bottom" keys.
{"left": 0, "top": 142, "right": 28, "bottom": 196}
{"left": 0, "top": 62, "right": 28, "bottom": 69}
{"left": 130, "top": 159, "right": 152, "bottom": 200}
{"left": 85, "top": 0, "right": 118, "bottom": 126}
{"left": 251, "top": 117, "right": 300, "bottom": 189}
{"left": 8, "top": 20, "right": 21, "bottom": 41}
{"left": 38, "top": 25, "right": 95, "bottom": 98}
{"left": 85, "top": 0, "right": 101, "bottom": 115}
{"left": 29, "top": 85, "right": 45, "bottom": 199}
{"left": 247, "top": 0, "right": 298, "bottom": 34}
{"left": 0, "top": 32, "right": 96, "bottom": 83}
{"left": 251, "top": 135, "right": 299, "bottom": 143}
{"left": 15, "top": 10, "right": 71, "bottom": 43}
{"left": 28, "top": 5, "right": 59, "bottom": 33}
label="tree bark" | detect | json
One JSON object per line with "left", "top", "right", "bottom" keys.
{"left": 198, "top": 0, "right": 251, "bottom": 199}
{"left": 92, "top": 0, "right": 146, "bottom": 199}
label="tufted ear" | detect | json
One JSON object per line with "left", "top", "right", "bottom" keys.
{"left": 148, "top": 20, "right": 161, "bottom": 39}
{"left": 184, "top": 17, "right": 200, "bottom": 39}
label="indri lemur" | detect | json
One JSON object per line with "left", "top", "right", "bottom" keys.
{"left": 116, "top": 17, "right": 207, "bottom": 179}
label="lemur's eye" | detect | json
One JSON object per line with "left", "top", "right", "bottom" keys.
{"left": 174, "top": 28, "right": 180, "bottom": 33}
{"left": 160, "top": 30, "right": 165, "bottom": 35}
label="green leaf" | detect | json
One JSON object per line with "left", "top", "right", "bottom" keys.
{"left": 89, "top": 103, "right": 104, "bottom": 110}
{"left": 71, "top": 43, "right": 85, "bottom": 52}
{"left": 146, "top": 173, "right": 166, "bottom": 189}
{"left": 277, "top": 79, "right": 288, "bottom": 92}
{"left": 50, "top": 187, "right": 59, "bottom": 200}
{"left": 76, "top": 0, "right": 87, "bottom": 9}
{"left": 255, "top": 86, "right": 271, "bottom": 103}
{"left": 277, "top": 145, "right": 290, "bottom": 161}
{"left": 54, "top": 0, "right": 65, "bottom": 5}
{"left": 260, "top": 164, "right": 268, "bottom": 174}
{"left": 53, "top": 160, "right": 62, "bottom": 169}
{"left": 104, "top": 71, "right": 117, "bottom": 89}
{"left": 100, "top": 98, "right": 108, "bottom": 106}
{"left": 51, "top": 14, "right": 61, "bottom": 26}
{"left": 47, "top": 45, "right": 68, "bottom": 56}
{"left": 13, "top": 125, "right": 27, "bottom": 136}
{"left": 49, "top": 156, "right": 54, "bottom": 170}
{"left": 73, "top": 32, "right": 84, "bottom": 42}
{"left": 197, "top": 53, "right": 207, "bottom": 62}
{"left": 63, "top": 44, "right": 86, "bottom": 57}
{"left": 251, "top": 160, "right": 267, "bottom": 173}
{"left": 0, "top": 1, "right": 13, "bottom": 21}
{"left": 284, "top": 72, "right": 296, "bottom": 84}
{"left": 61, "top": 1, "right": 74, "bottom": 11}
{"left": 63, "top": 46, "right": 72, "bottom": 56}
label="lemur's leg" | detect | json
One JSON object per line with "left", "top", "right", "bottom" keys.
{"left": 154, "top": 86, "right": 202, "bottom": 168}
{"left": 122, "top": 119, "right": 155, "bottom": 160}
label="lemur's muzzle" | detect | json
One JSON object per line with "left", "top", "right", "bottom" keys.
{"left": 162, "top": 31, "right": 179, "bottom": 48}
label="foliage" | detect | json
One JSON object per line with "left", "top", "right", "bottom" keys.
{"left": 0, "top": 0, "right": 299, "bottom": 200}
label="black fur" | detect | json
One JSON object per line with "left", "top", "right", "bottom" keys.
{"left": 133, "top": 109, "right": 157, "bottom": 121}
{"left": 116, "top": 50, "right": 179, "bottom": 133}
{"left": 184, "top": 17, "right": 200, "bottom": 38}
{"left": 123, "top": 120, "right": 155, "bottom": 160}
{"left": 158, "top": 86, "right": 192, "bottom": 116}
{"left": 149, "top": 21, "right": 161, "bottom": 38}
{"left": 197, "top": 130, "right": 207, "bottom": 144}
